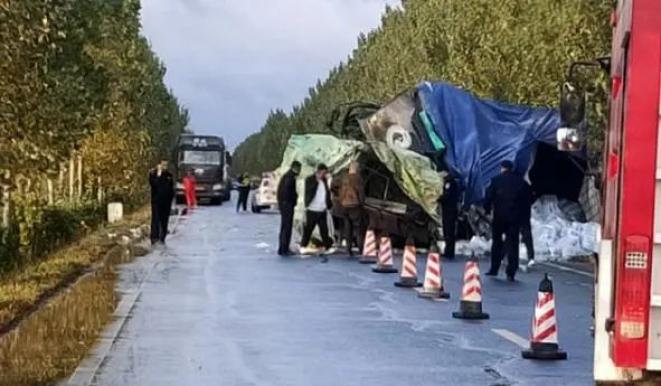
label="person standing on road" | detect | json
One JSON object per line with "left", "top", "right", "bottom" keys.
{"left": 484, "top": 160, "right": 529, "bottom": 281}
{"left": 277, "top": 161, "right": 301, "bottom": 256}
{"left": 183, "top": 169, "right": 198, "bottom": 211}
{"left": 441, "top": 175, "right": 459, "bottom": 259}
{"left": 236, "top": 174, "right": 251, "bottom": 213}
{"left": 149, "top": 159, "right": 175, "bottom": 245}
{"left": 300, "top": 164, "right": 335, "bottom": 255}
{"left": 520, "top": 179, "right": 535, "bottom": 268}
{"left": 339, "top": 162, "right": 366, "bottom": 256}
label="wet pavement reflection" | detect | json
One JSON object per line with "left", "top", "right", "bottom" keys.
{"left": 90, "top": 203, "right": 594, "bottom": 386}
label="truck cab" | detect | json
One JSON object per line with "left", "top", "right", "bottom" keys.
{"left": 174, "top": 134, "right": 231, "bottom": 205}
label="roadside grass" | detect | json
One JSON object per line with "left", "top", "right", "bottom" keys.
{"left": 0, "top": 207, "right": 152, "bottom": 385}
{"left": 0, "top": 207, "right": 150, "bottom": 332}
{"left": 0, "top": 265, "right": 117, "bottom": 386}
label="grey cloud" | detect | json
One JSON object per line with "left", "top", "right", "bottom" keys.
{"left": 141, "top": 0, "right": 399, "bottom": 148}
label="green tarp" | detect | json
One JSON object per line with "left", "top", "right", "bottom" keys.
{"left": 369, "top": 142, "right": 443, "bottom": 223}
{"left": 278, "top": 134, "right": 366, "bottom": 179}
{"left": 277, "top": 134, "right": 443, "bottom": 224}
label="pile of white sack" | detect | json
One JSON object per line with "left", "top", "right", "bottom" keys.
{"left": 456, "top": 195, "right": 600, "bottom": 262}
{"left": 530, "top": 195, "right": 600, "bottom": 261}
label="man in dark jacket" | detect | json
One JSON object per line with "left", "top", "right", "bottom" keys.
{"left": 277, "top": 161, "right": 301, "bottom": 256}
{"left": 441, "top": 175, "right": 460, "bottom": 259}
{"left": 300, "top": 164, "right": 335, "bottom": 254}
{"left": 521, "top": 180, "right": 535, "bottom": 268}
{"left": 149, "top": 159, "right": 175, "bottom": 245}
{"left": 484, "top": 160, "right": 531, "bottom": 281}
{"left": 236, "top": 174, "right": 251, "bottom": 213}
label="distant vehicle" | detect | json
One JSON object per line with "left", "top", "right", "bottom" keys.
{"left": 251, "top": 172, "right": 278, "bottom": 213}
{"left": 174, "top": 134, "right": 232, "bottom": 205}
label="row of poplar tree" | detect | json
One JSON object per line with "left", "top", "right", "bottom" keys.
{"left": 233, "top": 0, "right": 612, "bottom": 175}
{"left": 0, "top": 0, "right": 188, "bottom": 266}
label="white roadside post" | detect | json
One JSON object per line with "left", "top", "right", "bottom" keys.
{"left": 107, "top": 202, "right": 124, "bottom": 224}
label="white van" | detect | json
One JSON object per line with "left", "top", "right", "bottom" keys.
{"left": 251, "top": 172, "right": 278, "bottom": 213}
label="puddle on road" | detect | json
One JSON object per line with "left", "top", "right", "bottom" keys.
{"left": 0, "top": 244, "right": 143, "bottom": 386}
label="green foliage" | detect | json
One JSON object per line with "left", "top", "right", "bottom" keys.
{"left": 1, "top": 0, "right": 188, "bottom": 173}
{"left": 233, "top": 0, "right": 611, "bottom": 174}
{"left": 1, "top": 0, "right": 188, "bottom": 268}
{"left": 3, "top": 193, "right": 103, "bottom": 271}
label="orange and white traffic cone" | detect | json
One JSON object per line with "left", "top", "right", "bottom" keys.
{"left": 372, "top": 236, "right": 398, "bottom": 274}
{"left": 417, "top": 246, "right": 450, "bottom": 299}
{"left": 359, "top": 229, "right": 379, "bottom": 264}
{"left": 522, "top": 274, "right": 567, "bottom": 360}
{"left": 394, "top": 239, "right": 422, "bottom": 288}
{"left": 452, "top": 256, "right": 489, "bottom": 319}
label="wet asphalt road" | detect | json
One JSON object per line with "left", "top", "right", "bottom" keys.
{"left": 91, "top": 201, "right": 594, "bottom": 386}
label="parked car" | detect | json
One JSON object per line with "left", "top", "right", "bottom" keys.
{"left": 251, "top": 172, "right": 278, "bottom": 213}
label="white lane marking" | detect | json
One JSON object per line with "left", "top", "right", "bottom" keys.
{"left": 539, "top": 262, "right": 594, "bottom": 278}
{"left": 492, "top": 328, "right": 529, "bottom": 349}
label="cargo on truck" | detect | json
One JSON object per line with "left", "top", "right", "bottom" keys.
{"left": 323, "top": 82, "right": 591, "bottom": 246}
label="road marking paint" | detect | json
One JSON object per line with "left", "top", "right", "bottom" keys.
{"left": 539, "top": 262, "right": 594, "bottom": 278}
{"left": 492, "top": 328, "right": 529, "bottom": 349}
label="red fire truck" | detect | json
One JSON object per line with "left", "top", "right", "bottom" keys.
{"left": 570, "top": 0, "right": 661, "bottom": 382}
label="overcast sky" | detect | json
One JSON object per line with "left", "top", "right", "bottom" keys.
{"left": 140, "top": 0, "right": 399, "bottom": 149}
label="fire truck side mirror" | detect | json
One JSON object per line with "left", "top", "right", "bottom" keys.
{"left": 557, "top": 128, "right": 583, "bottom": 152}
{"left": 557, "top": 82, "right": 586, "bottom": 152}
{"left": 560, "top": 81, "right": 586, "bottom": 127}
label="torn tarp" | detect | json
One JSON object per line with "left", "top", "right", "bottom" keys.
{"left": 277, "top": 134, "right": 443, "bottom": 223}
{"left": 370, "top": 142, "right": 443, "bottom": 223}
{"left": 417, "top": 82, "right": 562, "bottom": 206}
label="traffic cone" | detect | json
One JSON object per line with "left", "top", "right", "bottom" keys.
{"left": 452, "top": 256, "right": 489, "bottom": 319}
{"left": 417, "top": 246, "right": 450, "bottom": 299}
{"left": 359, "top": 229, "right": 379, "bottom": 264}
{"left": 372, "top": 236, "right": 398, "bottom": 274}
{"left": 394, "top": 239, "right": 422, "bottom": 288}
{"left": 522, "top": 274, "right": 567, "bottom": 360}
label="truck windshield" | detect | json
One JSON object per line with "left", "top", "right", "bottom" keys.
{"left": 181, "top": 150, "right": 221, "bottom": 165}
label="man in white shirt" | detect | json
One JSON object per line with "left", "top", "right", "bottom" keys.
{"left": 300, "top": 164, "right": 335, "bottom": 255}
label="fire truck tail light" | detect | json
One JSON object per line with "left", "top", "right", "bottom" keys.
{"left": 620, "top": 321, "right": 646, "bottom": 339}
{"left": 624, "top": 251, "right": 648, "bottom": 269}
{"left": 617, "top": 236, "right": 651, "bottom": 341}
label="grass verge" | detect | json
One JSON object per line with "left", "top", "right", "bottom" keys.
{"left": 0, "top": 265, "right": 117, "bottom": 386}
{"left": 0, "top": 207, "right": 153, "bottom": 386}
{"left": 0, "top": 207, "right": 150, "bottom": 333}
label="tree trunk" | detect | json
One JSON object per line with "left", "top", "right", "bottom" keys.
{"left": 77, "top": 155, "right": 83, "bottom": 199}
{"left": 69, "top": 157, "right": 75, "bottom": 201}
{"left": 47, "top": 178, "right": 54, "bottom": 205}
{"left": 97, "top": 176, "right": 103, "bottom": 204}
{"left": 1, "top": 185, "right": 9, "bottom": 229}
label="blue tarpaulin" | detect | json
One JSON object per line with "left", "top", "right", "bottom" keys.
{"left": 417, "top": 81, "right": 561, "bottom": 206}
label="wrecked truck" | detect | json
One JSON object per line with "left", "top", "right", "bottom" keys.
{"left": 278, "top": 81, "right": 590, "bottom": 251}
{"left": 276, "top": 134, "right": 444, "bottom": 248}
